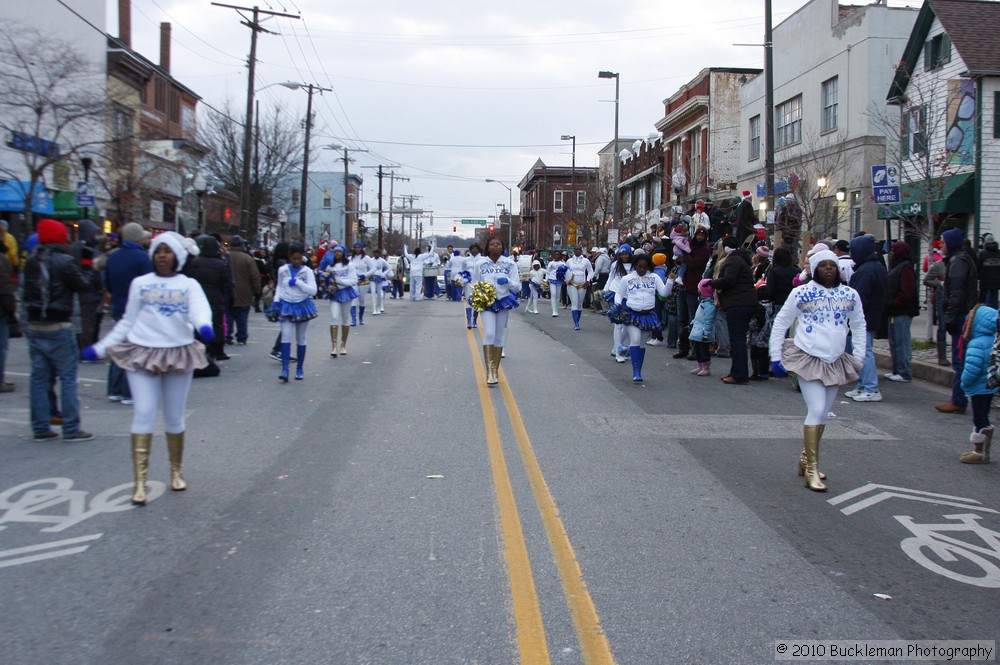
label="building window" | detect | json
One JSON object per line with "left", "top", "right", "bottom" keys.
{"left": 994, "top": 91, "right": 1000, "bottom": 139}
{"left": 901, "top": 105, "right": 927, "bottom": 159}
{"left": 924, "top": 33, "right": 951, "bottom": 71}
{"left": 776, "top": 95, "right": 802, "bottom": 148}
{"left": 111, "top": 105, "right": 133, "bottom": 165}
{"left": 821, "top": 77, "right": 838, "bottom": 133}
{"left": 169, "top": 91, "right": 180, "bottom": 123}
{"left": 154, "top": 78, "right": 167, "bottom": 113}
{"left": 749, "top": 115, "right": 761, "bottom": 160}
{"left": 850, "top": 191, "right": 862, "bottom": 236}
{"left": 291, "top": 188, "right": 300, "bottom": 208}
{"left": 637, "top": 187, "right": 646, "bottom": 214}
{"left": 554, "top": 190, "right": 563, "bottom": 213}
{"left": 576, "top": 190, "right": 586, "bottom": 213}
{"left": 689, "top": 129, "right": 702, "bottom": 191}
{"left": 323, "top": 188, "right": 332, "bottom": 209}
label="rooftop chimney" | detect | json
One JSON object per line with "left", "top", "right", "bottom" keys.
{"left": 118, "top": 0, "right": 131, "bottom": 47}
{"left": 159, "top": 22, "right": 171, "bottom": 73}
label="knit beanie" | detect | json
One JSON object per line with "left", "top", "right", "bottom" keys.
{"left": 121, "top": 222, "right": 149, "bottom": 244}
{"left": 808, "top": 249, "right": 838, "bottom": 277}
{"left": 37, "top": 219, "right": 67, "bottom": 245}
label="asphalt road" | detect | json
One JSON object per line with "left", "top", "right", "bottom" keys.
{"left": 0, "top": 295, "right": 997, "bottom": 665}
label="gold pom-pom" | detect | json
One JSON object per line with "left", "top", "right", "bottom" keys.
{"left": 470, "top": 280, "right": 497, "bottom": 312}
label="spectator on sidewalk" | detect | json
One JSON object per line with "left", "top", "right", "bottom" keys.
{"left": 885, "top": 241, "right": 919, "bottom": 383}
{"left": 832, "top": 239, "right": 854, "bottom": 285}
{"left": 846, "top": 235, "right": 888, "bottom": 403}
{"left": 936, "top": 227, "right": 979, "bottom": 415}
{"left": 977, "top": 233, "right": 1000, "bottom": 308}
{"left": 226, "top": 236, "right": 261, "bottom": 346}
{"left": 0, "top": 236, "right": 15, "bottom": 393}
{"left": 923, "top": 240, "right": 949, "bottom": 366}
{"left": 103, "top": 222, "right": 152, "bottom": 403}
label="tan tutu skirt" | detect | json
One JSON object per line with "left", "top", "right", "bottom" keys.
{"left": 107, "top": 341, "right": 208, "bottom": 375}
{"left": 781, "top": 339, "right": 862, "bottom": 387}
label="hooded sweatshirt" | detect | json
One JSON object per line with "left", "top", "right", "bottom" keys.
{"left": 848, "top": 235, "right": 888, "bottom": 332}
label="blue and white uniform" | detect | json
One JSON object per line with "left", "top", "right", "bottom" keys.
{"left": 545, "top": 258, "right": 567, "bottom": 317}
{"left": 474, "top": 254, "right": 519, "bottom": 346}
{"left": 614, "top": 269, "right": 671, "bottom": 381}
{"left": 565, "top": 253, "right": 594, "bottom": 328}
{"left": 349, "top": 252, "right": 375, "bottom": 323}
{"left": 322, "top": 260, "right": 358, "bottom": 325}
{"left": 370, "top": 256, "right": 391, "bottom": 314}
{"left": 604, "top": 258, "right": 632, "bottom": 361}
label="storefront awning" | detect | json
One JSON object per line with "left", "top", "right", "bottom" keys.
{"left": 617, "top": 165, "right": 662, "bottom": 190}
{"left": 0, "top": 180, "right": 54, "bottom": 214}
{"left": 879, "top": 172, "right": 975, "bottom": 218}
{"left": 49, "top": 191, "right": 102, "bottom": 222}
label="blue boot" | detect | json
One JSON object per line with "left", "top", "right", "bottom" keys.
{"left": 466, "top": 307, "right": 473, "bottom": 329}
{"left": 359, "top": 306, "right": 366, "bottom": 325}
{"left": 630, "top": 346, "right": 645, "bottom": 382}
{"left": 572, "top": 310, "right": 581, "bottom": 330}
{"left": 295, "top": 344, "right": 306, "bottom": 380}
{"left": 350, "top": 306, "right": 357, "bottom": 326}
{"left": 472, "top": 310, "right": 479, "bottom": 329}
{"left": 279, "top": 343, "right": 291, "bottom": 382}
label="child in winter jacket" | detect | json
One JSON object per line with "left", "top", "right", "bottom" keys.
{"left": 670, "top": 222, "right": 691, "bottom": 286}
{"left": 959, "top": 304, "right": 998, "bottom": 463}
{"left": 688, "top": 278, "right": 717, "bottom": 376}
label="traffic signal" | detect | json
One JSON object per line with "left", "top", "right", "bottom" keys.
{"left": 453, "top": 223, "right": 457, "bottom": 232}
{"left": 488, "top": 224, "right": 495, "bottom": 233}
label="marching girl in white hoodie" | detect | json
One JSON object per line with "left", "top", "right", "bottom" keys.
{"left": 474, "top": 237, "right": 519, "bottom": 385}
{"left": 527, "top": 260, "right": 544, "bottom": 314}
{"left": 544, "top": 253, "right": 567, "bottom": 317}
{"left": 318, "top": 244, "right": 357, "bottom": 357}
{"left": 460, "top": 244, "right": 482, "bottom": 328}
{"left": 604, "top": 244, "right": 633, "bottom": 362}
{"left": 369, "top": 248, "right": 392, "bottom": 315}
{"left": 349, "top": 243, "right": 375, "bottom": 325}
{"left": 614, "top": 253, "right": 672, "bottom": 382}
{"left": 84, "top": 232, "right": 213, "bottom": 505}
{"left": 769, "top": 249, "right": 866, "bottom": 492}
{"left": 564, "top": 247, "right": 594, "bottom": 330}
{"left": 273, "top": 243, "right": 318, "bottom": 382}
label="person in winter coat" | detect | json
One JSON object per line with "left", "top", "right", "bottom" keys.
{"left": 937, "top": 227, "right": 979, "bottom": 414}
{"left": 958, "top": 304, "right": 998, "bottom": 463}
{"left": 688, "top": 278, "right": 717, "bottom": 376}
{"left": 884, "top": 242, "right": 919, "bottom": 383}
{"left": 846, "top": 235, "right": 889, "bottom": 402}
{"left": 0, "top": 237, "right": 16, "bottom": 393}
{"left": 184, "top": 236, "right": 231, "bottom": 361}
{"left": 709, "top": 236, "right": 758, "bottom": 385}
{"left": 733, "top": 191, "right": 757, "bottom": 245}
{"left": 673, "top": 227, "right": 712, "bottom": 360}
{"left": 226, "top": 236, "right": 261, "bottom": 345}
{"left": 977, "top": 233, "right": 1000, "bottom": 308}
{"left": 68, "top": 219, "right": 103, "bottom": 348}
{"left": 103, "top": 222, "right": 153, "bottom": 403}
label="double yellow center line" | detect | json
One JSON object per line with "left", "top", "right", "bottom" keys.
{"left": 465, "top": 329, "right": 616, "bottom": 665}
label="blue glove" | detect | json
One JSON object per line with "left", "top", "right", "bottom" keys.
{"left": 198, "top": 325, "right": 215, "bottom": 342}
{"left": 770, "top": 360, "right": 789, "bottom": 378}
{"left": 288, "top": 277, "right": 297, "bottom": 287}
{"left": 81, "top": 346, "right": 99, "bottom": 362}
{"left": 497, "top": 277, "right": 509, "bottom": 285}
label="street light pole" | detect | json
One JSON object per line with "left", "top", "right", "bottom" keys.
{"left": 598, "top": 71, "right": 620, "bottom": 243}
{"left": 561, "top": 134, "right": 576, "bottom": 224}
{"left": 485, "top": 179, "right": 513, "bottom": 248}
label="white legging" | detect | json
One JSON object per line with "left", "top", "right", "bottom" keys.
{"left": 372, "top": 283, "right": 385, "bottom": 312}
{"left": 799, "top": 378, "right": 839, "bottom": 426}
{"left": 612, "top": 322, "right": 625, "bottom": 353}
{"left": 353, "top": 283, "right": 368, "bottom": 308}
{"left": 480, "top": 309, "right": 510, "bottom": 346}
{"left": 626, "top": 324, "right": 643, "bottom": 346}
{"left": 280, "top": 321, "right": 309, "bottom": 345}
{"left": 549, "top": 283, "right": 562, "bottom": 315}
{"left": 126, "top": 370, "right": 193, "bottom": 435}
{"left": 529, "top": 283, "right": 540, "bottom": 310}
{"left": 567, "top": 284, "right": 585, "bottom": 312}
{"left": 411, "top": 274, "right": 423, "bottom": 300}
{"left": 329, "top": 300, "right": 352, "bottom": 325}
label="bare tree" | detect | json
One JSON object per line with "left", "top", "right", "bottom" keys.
{"left": 0, "top": 25, "right": 107, "bottom": 234}
{"left": 199, "top": 100, "right": 306, "bottom": 238}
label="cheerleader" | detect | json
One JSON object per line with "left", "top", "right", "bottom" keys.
{"left": 370, "top": 248, "right": 391, "bottom": 315}
{"left": 527, "top": 260, "right": 544, "bottom": 314}
{"left": 605, "top": 244, "right": 633, "bottom": 362}
{"left": 473, "top": 237, "right": 519, "bottom": 385}
{"left": 272, "top": 244, "right": 318, "bottom": 381}
{"left": 545, "top": 252, "right": 567, "bottom": 317}
{"left": 461, "top": 244, "right": 482, "bottom": 328}
{"left": 83, "top": 232, "right": 212, "bottom": 505}
{"left": 614, "top": 254, "right": 672, "bottom": 382}
{"left": 565, "top": 246, "right": 594, "bottom": 330}
{"left": 769, "top": 250, "right": 866, "bottom": 491}
{"left": 349, "top": 243, "right": 375, "bottom": 325}
{"left": 318, "top": 244, "right": 357, "bottom": 357}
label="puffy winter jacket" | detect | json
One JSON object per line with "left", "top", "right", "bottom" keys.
{"left": 848, "top": 235, "right": 888, "bottom": 332}
{"left": 23, "top": 245, "right": 101, "bottom": 323}
{"left": 960, "top": 305, "right": 998, "bottom": 397}
{"left": 944, "top": 249, "right": 979, "bottom": 332}
{"left": 711, "top": 251, "right": 758, "bottom": 311}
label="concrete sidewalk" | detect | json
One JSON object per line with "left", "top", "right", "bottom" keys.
{"left": 871, "top": 309, "right": 954, "bottom": 387}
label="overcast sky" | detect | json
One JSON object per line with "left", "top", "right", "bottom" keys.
{"left": 107, "top": 0, "right": 919, "bottom": 239}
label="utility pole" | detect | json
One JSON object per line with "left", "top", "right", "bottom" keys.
{"left": 386, "top": 171, "right": 409, "bottom": 237}
{"left": 298, "top": 84, "right": 332, "bottom": 241}
{"left": 213, "top": 3, "right": 298, "bottom": 239}
{"left": 361, "top": 165, "right": 403, "bottom": 250}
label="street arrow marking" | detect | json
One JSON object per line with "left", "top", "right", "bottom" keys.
{"left": 828, "top": 483, "right": 999, "bottom": 516}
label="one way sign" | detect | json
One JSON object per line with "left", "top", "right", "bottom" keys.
{"left": 871, "top": 164, "right": 900, "bottom": 204}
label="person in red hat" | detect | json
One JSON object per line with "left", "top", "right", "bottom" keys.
{"left": 22, "top": 219, "right": 102, "bottom": 442}
{"left": 734, "top": 190, "right": 756, "bottom": 245}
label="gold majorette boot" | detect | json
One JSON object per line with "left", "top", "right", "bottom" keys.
{"left": 802, "top": 425, "right": 826, "bottom": 492}
{"left": 166, "top": 431, "right": 187, "bottom": 491}
{"left": 797, "top": 424, "right": 826, "bottom": 480}
{"left": 484, "top": 345, "right": 498, "bottom": 385}
{"left": 329, "top": 325, "right": 339, "bottom": 357}
{"left": 340, "top": 326, "right": 349, "bottom": 355}
{"left": 131, "top": 433, "right": 153, "bottom": 505}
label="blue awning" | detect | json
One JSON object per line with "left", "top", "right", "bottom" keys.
{"left": 0, "top": 180, "right": 55, "bottom": 214}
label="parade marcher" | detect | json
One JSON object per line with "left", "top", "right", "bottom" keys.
{"left": 769, "top": 249, "right": 866, "bottom": 492}
{"left": 461, "top": 244, "right": 482, "bottom": 328}
{"left": 592, "top": 248, "right": 612, "bottom": 313}
{"left": 103, "top": 222, "right": 153, "bottom": 403}
{"left": 958, "top": 304, "right": 998, "bottom": 463}
{"left": 272, "top": 244, "right": 318, "bottom": 381}
{"left": 24, "top": 219, "right": 102, "bottom": 441}
{"left": 545, "top": 251, "right": 567, "bottom": 317}
{"left": 446, "top": 248, "right": 464, "bottom": 302}
{"left": 936, "top": 227, "right": 979, "bottom": 414}
{"left": 370, "top": 248, "right": 391, "bottom": 315}
{"left": 83, "top": 232, "right": 213, "bottom": 504}
{"left": 613, "top": 254, "right": 672, "bottom": 382}
{"left": 605, "top": 244, "right": 633, "bottom": 363}
{"left": 472, "top": 236, "right": 518, "bottom": 385}
{"left": 885, "top": 241, "right": 919, "bottom": 383}
{"left": 349, "top": 243, "right": 375, "bottom": 325}
{"left": 564, "top": 245, "right": 593, "bottom": 330}
{"left": 709, "top": 236, "right": 758, "bottom": 385}
{"left": 527, "top": 259, "right": 544, "bottom": 314}
{"left": 845, "top": 235, "right": 889, "bottom": 403}
{"left": 317, "top": 244, "right": 357, "bottom": 357}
